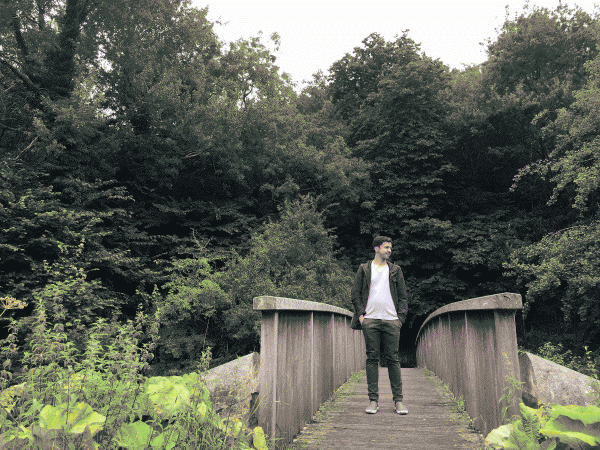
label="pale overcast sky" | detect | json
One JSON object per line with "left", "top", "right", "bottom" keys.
{"left": 196, "top": 1, "right": 599, "bottom": 89}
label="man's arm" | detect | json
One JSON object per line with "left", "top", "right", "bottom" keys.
{"left": 350, "top": 265, "right": 366, "bottom": 317}
{"left": 395, "top": 267, "right": 409, "bottom": 324}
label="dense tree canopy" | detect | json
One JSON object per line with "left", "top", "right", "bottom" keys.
{"left": 1, "top": 0, "right": 599, "bottom": 368}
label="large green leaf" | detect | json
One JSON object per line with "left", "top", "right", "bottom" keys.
{"left": 116, "top": 422, "right": 182, "bottom": 450}
{"left": 150, "top": 429, "right": 181, "bottom": 450}
{"left": 253, "top": 426, "right": 268, "bottom": 450}
{"left": 540, "top": 404, "right": 600, "bottom": 448}
{"left": 145, "top": 376, "right": 192, "bottom": 417}
{"left": 0, "top": 383, "right": 24, "bottom": 414}
{"left": 116, "top": 421, "right": 153, "bottom": 449}
{"left": 39, "top": 402, "right": 105, "bottom": 436}
{"left": 486, "top": 424, "right": 519, "bottom": 449}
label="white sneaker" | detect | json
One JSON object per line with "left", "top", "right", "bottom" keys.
{"left": 365, "top": 400, "right": 379, "bottom": 414}
{"left": 395, "top": 401, "right": 408, "bottom": 415}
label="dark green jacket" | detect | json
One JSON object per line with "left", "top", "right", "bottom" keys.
{"left": 350, "top": 261, "right": 408, "bottom": 330}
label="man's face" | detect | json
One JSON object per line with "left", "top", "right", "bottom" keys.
{"left": 375, "top": 242, "right": 392, "bottom": 259}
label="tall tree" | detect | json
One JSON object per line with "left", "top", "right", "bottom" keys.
{"left": 485, "top": 3, "right": 600, "bottom": 97}
{"left": 505, "top": 53, "right": 600, "bottom": 349}
{"left": 327, "top": 33, "right": 472, "bottom": 314}
{"left": 328, "top": 32, "right": 421, "bottom": 126}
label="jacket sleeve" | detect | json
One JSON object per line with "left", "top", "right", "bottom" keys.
{"left": 350, "top": 265, "right": 366, "bottom": 316}
{"left": 395, "top": 267, "right": 409, "bottom": 324}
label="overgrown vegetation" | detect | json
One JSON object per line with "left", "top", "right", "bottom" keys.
{"left": 485, "top": 402, "right": 600, "bottom": 449}
{"left": 485, "top": 353, "right": 600, "bottom": 449}
{"left": 0, "top": 297, "right": 269, "bottom": 449}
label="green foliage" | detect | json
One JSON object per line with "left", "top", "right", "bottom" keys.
{"left": 2, "top": 0, "right": 600, "bottom": 381}
{"left": 216, "top": 196, "right": 353, "bottom": 354}
{"left": 446, "top": 6, "right": 600, "bottom": 337}
{"left": 222, "top": 195, "right": 352, "bottom": 305}
{"left": 0, "top": 297, "right": 267, "bottom": 450}
{"left": 500, "top": 353, "right": 525, "bottom": 424}
{"left": 149, "top": 196, "right": 354, "bottom": 366}
{"left": 505, "top": 222, "right": 600, "bottom": 345}
{"left": 484, "top": 3, "right": 600, "bottom": 97}
{"left": 155, "top": 253, "right": 231, "bottom": 371}
{"left": 219, "top": 32, "right": 295, "bottom": 106}
{"left": 534, "top": 343, "right": 577, "bottom": 372}
{"left": 328, "top": 32, "right": 422, "bottom": 123}
{"left": 486, "top": 402, "right": 600, "bottom": 450}
{"left": 543, "top": 404, "right": 600, "bottom": 448}
{"left": 513, "top": 52, "right": 600, "bottom": 216}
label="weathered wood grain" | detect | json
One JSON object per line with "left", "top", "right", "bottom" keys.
{"left": 416, "top": 293, "right": 523, "bottom": 433}
{"left": 255, "top": 297, "right": 366, "bottom": 445}
{"left": 290, "top": 368, "right": 484, "bottom": 450}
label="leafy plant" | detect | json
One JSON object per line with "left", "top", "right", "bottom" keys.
{"left": 485, "top": 402, "right": 600, "bottom": 449}
{"left": 0, "top": 295, "right": 267, "bottom": 449}
{"left": 500, "top": 353, "right": 525, "bottom": 423}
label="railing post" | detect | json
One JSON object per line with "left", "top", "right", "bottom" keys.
{"left": 258, "top": 309, "right": 278, "bottom": 439}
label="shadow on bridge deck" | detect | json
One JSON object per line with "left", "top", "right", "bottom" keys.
{"left": 289, "top": 368, "right": 484, "bottom": 450}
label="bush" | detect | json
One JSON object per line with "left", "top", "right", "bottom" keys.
{"left": 151, "top": 195, "right": 354, "bottom": 364}
{"left": 217, "top": 196, "right": 354, "bottom": 355}
{"left": 531, "top": 342, "right": 600, "bottom": 379}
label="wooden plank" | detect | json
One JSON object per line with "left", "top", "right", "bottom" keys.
{"left": 290, "top": 368, "right": 484, "bottom": 450}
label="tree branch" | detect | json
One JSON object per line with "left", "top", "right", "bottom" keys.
{"left": 0, "top": 58, "right": 43, "bottom": 108}
{"left": 15, "top": 136, "right": 38, "bottom": 160}
{"left": 36, "top": 0, "right": 46, "bottom": 30}
{"left": 10, "top": 14, "right": 29, "bottom": 58}
{"left": 0, "top": 123, "right": 21, "bottom": 132}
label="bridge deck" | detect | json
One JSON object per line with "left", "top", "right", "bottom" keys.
{"left": 289, "top": 368, "right": 484, "bottom": 449}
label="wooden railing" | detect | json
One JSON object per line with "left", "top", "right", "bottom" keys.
{"left": 416, "top": 293, "right": 523, "bottom": 434}
{"left": 253, "top": 296, "right": 366, "bottom": 446}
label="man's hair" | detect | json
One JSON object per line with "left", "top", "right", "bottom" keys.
{"left": 372, "top": 236, "right": 393, "bottom": 249}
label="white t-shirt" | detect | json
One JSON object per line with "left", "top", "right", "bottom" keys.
{"left": 364, "top": 261, "right": 398, "bottom": 320}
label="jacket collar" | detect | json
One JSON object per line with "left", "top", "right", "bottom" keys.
{"left": 365, "top": 260, "right": 397, "bottom": 275}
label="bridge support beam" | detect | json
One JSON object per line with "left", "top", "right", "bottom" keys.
{"left": 416, "top": 293, "right": 523, "bottom": 434}
{"left": 254, "top": 296, "right": 366, "bottom": 447}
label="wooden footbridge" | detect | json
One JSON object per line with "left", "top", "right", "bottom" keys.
{"left": 252, "top": 293, "right": 524, "bottom": 449}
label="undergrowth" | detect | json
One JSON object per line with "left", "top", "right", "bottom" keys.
{"left": 0, "top": 295, "right": 267, "bottom": 449}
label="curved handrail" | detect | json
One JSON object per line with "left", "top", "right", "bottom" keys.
{"left": 253, "top": 295, "right": 353, "bottom": 315}
{"left": 417, "top": 292, "right": 523, "bottom": 338}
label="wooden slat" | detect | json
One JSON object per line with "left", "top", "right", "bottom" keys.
{"left": 290, "top": 368, "right": 484, "bottom": 450}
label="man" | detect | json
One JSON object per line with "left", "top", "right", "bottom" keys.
{"left": 350, "top": 236, "right": 409, "bottom": 415}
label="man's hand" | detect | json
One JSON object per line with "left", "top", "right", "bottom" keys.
{"left": 359, "top": 315, "right": 364, "bottom": 323}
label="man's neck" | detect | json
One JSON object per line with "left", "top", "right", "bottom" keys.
{"left": 373, "top": 257, "right": 387, "bottom": 266}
